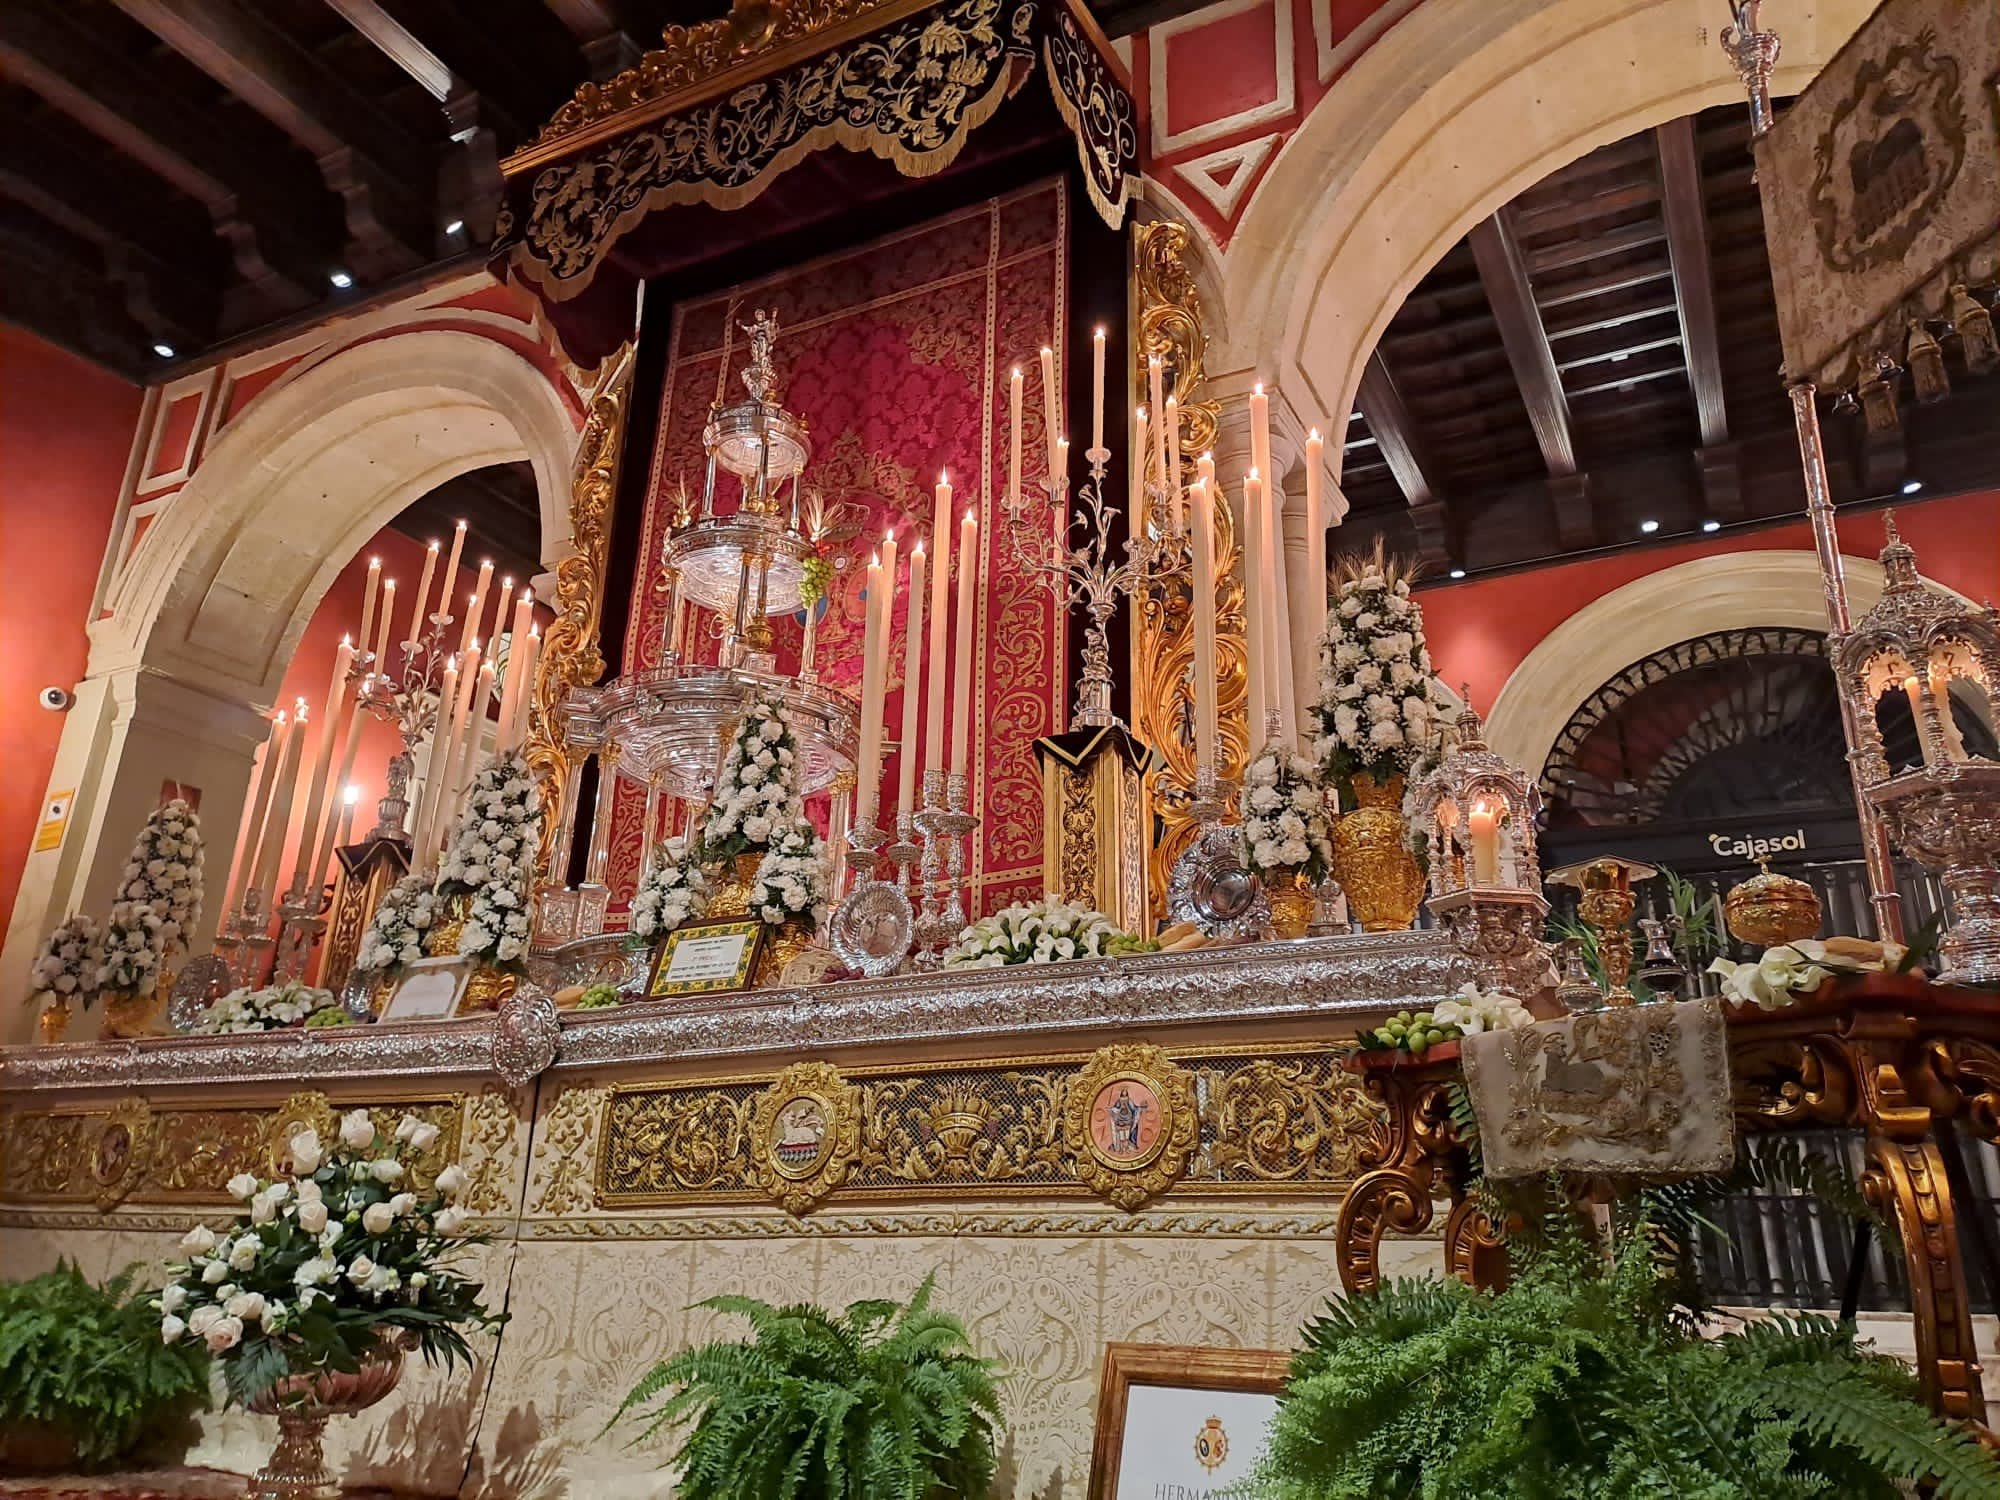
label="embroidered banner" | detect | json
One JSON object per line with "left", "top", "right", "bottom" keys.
{"left": 1459, "top": 999, "right": 1736, "bottom": 1180}
{"left": 607, "top": 181, "right": 1070, "bottom": 916}
{"left": 1754, "top": 0, "right": 2000, "bottom": 388}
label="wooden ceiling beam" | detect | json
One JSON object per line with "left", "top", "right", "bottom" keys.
{"left": 0, "top": 3, "right": 325, "bottom": 318}
{"left": 1509, "top": 181, "right": 1661, "bottom": 241}
{"left": 1354, "top": 349, "right": 1444, "bottom": 510}
{"left": 1536, "top": 264, "right": 1674, "bottom": 312}
{"left": 109, "top": 0, "right": 433, "bottom": 277}
{"left": 1470, "top": 210, "right": 1579, "bottom": 478}
{"left": 1656, "top": 115, "right": 1729, "bottom": 449}
{"left": 540, "top": 0, "right": 643, "bottom": 80}
{"left": 0, "top": 227, "right": 153, "bottom": 374}
{"left": 1526, "top": 220, "right": 1667, "bottom": 275}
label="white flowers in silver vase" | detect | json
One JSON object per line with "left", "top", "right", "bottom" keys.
{"left": 438, "top": 752, "right": 544, "bottom": 967}
{"left": 749, "top": 821, "right": 827, "bottom": 931}
{"left": 97, "top": 798, "right": 204, "bottom": 997}
{"left": 1238, "top": 745, "right": 1333, "bottom": 880}
{"left": 355, "top": 873, "right": 436, "bottom": 976}
{"left": 29, "top": 913, "right": 102, "bottom": 1010}
{"left": 630, "top": 835, "right": 708, "bottom": 941}
{"left": 701, "top": 696, "right": 802, "bottom": 859}
{"left": 1313, "top": 564, "right": 1446, "bottom": 786}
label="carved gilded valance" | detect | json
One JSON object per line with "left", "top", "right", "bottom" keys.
{"left": 497, "top": 0, "right": 1134, "bottom": 316}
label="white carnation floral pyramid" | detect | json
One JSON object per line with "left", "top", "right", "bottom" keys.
{"left": 98, "top": 798, "right": 204, "bottom": 998}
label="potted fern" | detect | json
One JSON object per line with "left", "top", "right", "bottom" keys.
{"left": 0, "top": 1262, "right": 209, "bottom": 1472}
{"left": 610, "top": 1273, "right": 1000, "bottom": 1499}
{"left": 1250, "top": 1204, "right": 2000, "bottom": 1498}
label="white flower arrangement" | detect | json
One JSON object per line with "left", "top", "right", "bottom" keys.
{"left": 1313, "top": 554, "right": 1447, "bottom": 790}
{"left": 630, "top": 835, "right": 708, "bottom": 941}
{"left": 438, "top": 752, "right": 543, "bottom": 968}
{"left": 97, "top": 799, "right": 204, "bottom": 997}
{"left": 701, "top": 696, "right": 802, "bottom": 860}
{"left": 941, "top": 898, "right": 1128, "bottom": 969}
{"left": 1707, "top": 937, "right": 1904, "bottom": 1010}
{"left": 194, "top": 979, "right": 340, "bottom": 1033}
{"left": 1239, "top": 745, "right": 1333, "bottom": 881}
{"left": 750, "top": 820, "right": 827, "bottom": 931}
{"left": 155, "top": 1109, "right": 502, "bottom": 1406}
{"left": 29, "top": 914, "right": 102, "bottom": 1011}
{"left": 1433, "top": 982, "right": 1536, "bottom": 1035}
{"left": 354, "top": 873, "right": 436, "bottom": 976}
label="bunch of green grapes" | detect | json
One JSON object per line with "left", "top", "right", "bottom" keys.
{"left": 1366, "top": 1008, "right": 1462, "bottom": 1054}
{"left": 799, "top": 554, "right": 834, "bottom": 609}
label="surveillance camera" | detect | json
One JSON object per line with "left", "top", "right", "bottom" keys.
{"left": 39, "top": 686, "right": 73, "bottom": 712}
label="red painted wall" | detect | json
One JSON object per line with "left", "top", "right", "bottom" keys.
{"left": 1419, "top": 490, "right": 2000, "bottom": 718}
{"left": 0, "top": 329, "right": 145, "bottom": 926}
{"left": 224, "top": 526, "right": 553, "bottom": 904}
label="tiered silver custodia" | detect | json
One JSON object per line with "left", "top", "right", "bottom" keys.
{"left": 549, "top": 311, "right": 859, "bottom": 944}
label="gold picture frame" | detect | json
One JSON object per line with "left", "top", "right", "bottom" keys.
{"left": 647, "top": 917, "right": 765, "bottom": 997}
{"left": 1087, "top": 1342, "right": 1291, "bottom": 1500}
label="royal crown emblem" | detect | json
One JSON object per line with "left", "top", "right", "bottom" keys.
{"left": 1194, "top": 1415, "right": 1229, "bottom": 1472}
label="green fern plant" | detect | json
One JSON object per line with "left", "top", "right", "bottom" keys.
{"left": 609, "top": 1272, "right": 1001, "bottom": 1500}
{"left": 0, "top": 1262, "right": 210, "bottom": 1468}
{"left": 1251, "top": 1212, "right": 2000, "bottom": 1499}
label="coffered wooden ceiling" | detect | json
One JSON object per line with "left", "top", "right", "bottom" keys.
{"left": 1340, "top": 102, "right": 2000, "bottom": 579}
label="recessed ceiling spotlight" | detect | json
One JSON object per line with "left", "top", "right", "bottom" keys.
{"left": 1701, "top": 519, "right": 1722, "bottom": 533}
{"left": 328, "top": 269, "right": 353, "bottom": 289}
{"left": 152, "top": 342, "right": 175, "bottom": 359}
{"left": 1901, "top": 478, "right": 1924, "bottom": 495}
{"left": 1639, "top": 518, "right": 1661, "bottom": 534}
{"left": 1448, "top": 568, "right": 1467, "bottom": 580}
{"left": 444, "top": 219, "right": 465, "bottom": 235}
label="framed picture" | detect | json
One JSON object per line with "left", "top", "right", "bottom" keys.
{"left": 1087, "top": 1342, "right": 1291, "bottom": 1500}
{"left": 382, "top": 956, "right": 473, "bottom": 1021}
{"left": 647, "top": 917, "right": 764, "bottom": 997}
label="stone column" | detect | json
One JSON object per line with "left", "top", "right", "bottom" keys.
{"left": 1, "top": 664, "right": 268, "bottom": 1038}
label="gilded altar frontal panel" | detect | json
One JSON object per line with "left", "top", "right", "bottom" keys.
{"left": 591, "top": 1043, "right": 1384, "bottom": 1211}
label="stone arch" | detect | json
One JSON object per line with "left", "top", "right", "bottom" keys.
{"left": 100, "top": 329, "right": 576, "bottom": 707}
{"left": 1484, "top": 550, "right": 1987, "bottom": 780}
{"left": 1214, "top": 0, "right": 1876, "bottom": 440}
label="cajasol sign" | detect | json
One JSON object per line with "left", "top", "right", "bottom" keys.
{"left": 1707, "top": 828, "right": 1807, "bottom": 862}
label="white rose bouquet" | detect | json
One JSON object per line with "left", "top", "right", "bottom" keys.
{"left": 630, "top": 834, "right": 708, "bottom": 942}
{"left": 1239, "top": 745, "right": 1333, "bottom": 881}
{"left": 193, "top": 979, "right": 344, "bottom": 1033}
{"left": 438, "top": 752, "right": 544, "bottom": 969}
{"left": 29, "top": 913, "right": 102, "bottom": 1012}
{"left": 155, "top": 1108, "right": 503, "bottom": 1406}
{"left": 1313, "top": 547, "right": 1447, "bottom": 799}
{"left": 750, "top": 820, "right": 827, "bottom": 932}
{"left": 354, "top": 873, "right": 436, "bottom": 977}
{"left": 98, "top": 799, "right": 205, "bottom": 997}
{"left": 942, "top": 898, "right": 1128, "bottom": 969}
{"left": 701, "top": 696, "right": 802, "bottom": 861}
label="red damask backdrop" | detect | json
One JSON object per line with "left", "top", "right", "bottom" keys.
{"left": 605, "top": 181, "right": 1072, "bottom": 915}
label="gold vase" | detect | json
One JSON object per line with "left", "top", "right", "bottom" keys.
{"left": 246, "top": 1334, "right": 407, "bottom": 1500}
{"left": 754, "top": 916, "right": 815, "bottom": 987}
{"left": 1333, "top": 773, "right": 1425, "bottom": 933}
{"left": 425, "top": 892, "right": 470, "bottom": 958}
{"left": 705, "top": 852, "right": 766, "bottom": 920}
{"left": 461, "top": 965, "right": 518, "bottom": 1013}
{"left": 36, "top": 1001, "right": 71, "bottom": 1045}
{"left": 1263, "top": 869, "right": 1316, "bottom": 940}
{"left": 101, "top": 966, "right": 169, "bottom": 1039}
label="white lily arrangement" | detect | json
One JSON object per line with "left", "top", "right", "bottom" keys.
{"left": 28, "top": 914, "right": 102, "bottom": 1012}
{"left": 750, "top": 821, "right": 828, "bottom": 931}
{"left": 630, "top": 834, "right": 709, "bottom": 941}
{"left": 193, "top": 979, "right": 342, "bottom": 1033}
{"left": 98, "top": 799, "right": 205, "bottom": 997}
{"left": 1708, "top": 936, "right": 1906, "bottom": 1011}
{"left": 438, "top": 751, "right": 543, "bottom": 968}
{"left": 1434, "top": 982, "right": 1536, "bottom": 1035}
{"left": 1239, "top": 745, "right": 1334, "bottom": 881}
{"left": 942, "top": 898, "right": 1129, "bottom": 969}
{"left": 701, "top": 696, "right": 802, "bottom": 861}
{"left": 1313, "top": 548, "right": 1447, "bottom": 792}
{"left": 354, "top": 872, "right": 437, "bottom": 977}
{"left": 155, "top": 1108, "right": 503, "bottom": 1406}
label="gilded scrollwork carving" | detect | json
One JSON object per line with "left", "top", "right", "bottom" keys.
{"left": 858, "top": 1073, "right": 1067, "bottom": 1185}
{"left": 533, "top": 1084, "right": 608, "bottom": 1217}
{"left": 458, "top": 1089, "right": 525, "bottom": 1215}
{"left": 750, "top": 1062, "right": 863, "bottom": 1215}
{"left": 528, "top": 362, "right": 629, "bottom": 879}
{"left": 1335, "top": 1065, "right": 1479, "bottom": 1296}
{"left": 1208, "top": 1059, "right": 1381, "bottom": 1182}
{"left": 600, "top": 1088, "right": 756, "bottom": 1198}
{"left": 84, "top": 1096, "right": 154, "bottom": 1211}
{"left": 1061, "top": 1043, "right": 1198, "bottom": 1211}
